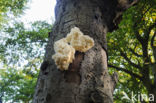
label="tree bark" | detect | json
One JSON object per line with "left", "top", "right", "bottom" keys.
{"left": 33, "top": 0, "right": 118, "bottom": 103}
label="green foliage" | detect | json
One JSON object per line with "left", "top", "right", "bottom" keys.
{"left": 0, "top": 66, "right": 39, "bottom": 102}
{"left": 0, "top": 0, "right": 29, "bottom": 29}
{"left": 107, "top": 0, "right": 156, "bottom": 102}
{"left": 0, "top": 20, "right": 52, "bottom": 102}
{"left": 1, "top": 21, "right": 52, "bottom": 65}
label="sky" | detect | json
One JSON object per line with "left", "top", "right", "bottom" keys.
{"left": 21, "top": 0, "right": 56, "bottom": 24}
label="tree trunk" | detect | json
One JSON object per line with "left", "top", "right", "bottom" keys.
{"left": 33, "top": 0, "right": 118, "bottom": 103}
{"left": 143, "top": 81, "right": 156, "bottom": 103}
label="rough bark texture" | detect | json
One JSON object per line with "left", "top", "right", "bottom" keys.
{"left": 33, "top": 0, "right": 119, "bottom": 103}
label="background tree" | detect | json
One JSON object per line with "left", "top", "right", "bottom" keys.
{"left": 0, "top": 66, "right": 38, "bottom": 103}
{"left": 0, "top": 0, "right": 29, "bottom": 102}
{"left": 107, "top": 0, "right": 156, "bottom": 102}
{"left": 33, "top": 0, "right": 138, "bottom": 103}
{"left": 0, "top": 0, "right": 28, "bottom": 29}
{"left": 1, "top": 21, "right": 51, "bottom": 64}
{"left": 0, "top": 21, "right": 52, "bottom": 102}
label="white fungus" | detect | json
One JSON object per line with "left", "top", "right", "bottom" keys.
{"left": 52, "top": 27, "right": 94, "bottom": 70}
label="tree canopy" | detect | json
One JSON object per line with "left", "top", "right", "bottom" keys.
{"left": 0, "top": 20, "right": 52, "bottom": 102}
{"left": 107, "top": 0, "right": 156, "bottom": 102}
{"left": 0, "top": 0, "right": 28, "bottom": 28}
{"left": 0, "top": 1, "right": 52, "bottom": 102}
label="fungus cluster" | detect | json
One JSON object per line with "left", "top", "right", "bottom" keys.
{"left": 52, "top": 27, "right": 94, "bottom": 70}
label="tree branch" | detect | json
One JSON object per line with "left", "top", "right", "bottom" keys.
{"left": 151, "top": 31, "right": 156, "bottom": 48}
{"left": 120, "top": 50, "right": 142, "bottom": 69}
{"left": 141, "top": 23, "right": 156, "bottom": 62}
{"left": 151, "top": 31, "right": 156, "bottom": 62}
{"left": 125, "top": 0, "right": 139, "bottom": 9}
{"left": 129, "top": 48, "right": 143, "bottom": 57}
{"left": 133, "top": 4, "right": 152, "bottom": 45}
{"left": 144, "top": 22, "right": 156, "bottom": 41}
{"left": 134, "top": 30, "right": 144, "bottom": 45}
{"left": 108, "top": 64, "right": 142, "bottom": 80}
